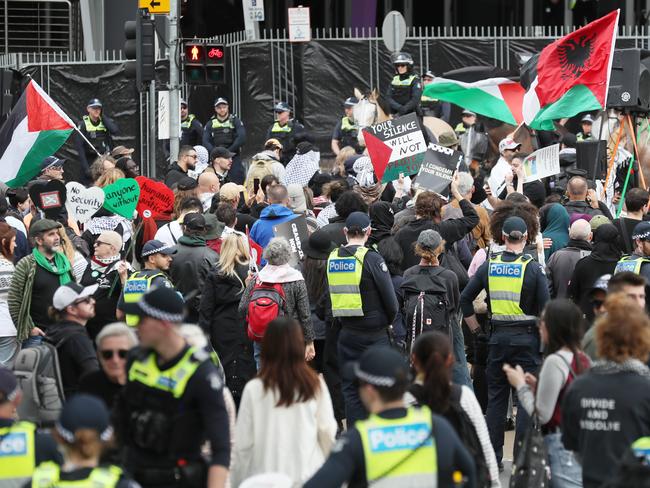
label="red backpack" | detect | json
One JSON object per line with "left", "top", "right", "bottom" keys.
{"left": 246, "top": 281, "right": 286, "bottom": 342}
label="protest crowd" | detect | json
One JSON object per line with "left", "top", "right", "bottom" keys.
{"left": 2, "top": 9, "right": 650, "bottom": 488}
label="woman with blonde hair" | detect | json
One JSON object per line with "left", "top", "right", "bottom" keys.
{"left": 332, "top": 146, "right": 356, "bottom": 177}
{"left": 30, "top": 394, "right": 136, "bottom": 487}
{"left": 94, "top": 168, "right": 125, "bottom": 189}
{"left": 57, "top": 226, "right": 88, "bottom": 282}
{"left": 199, "top": 234, "right": 255, "bottom": 406}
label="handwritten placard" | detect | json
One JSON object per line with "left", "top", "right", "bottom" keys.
{"left": 102, "top": 178, "right": 140, "bottom": 219}
{"left": 65, "top": 182, "right": 104, "bottom": 223}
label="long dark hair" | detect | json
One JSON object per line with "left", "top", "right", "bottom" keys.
{"left": 259, "top": 317, "right": 320, "bottom": 407}
{"left": 541, "top": 299, "right": 586, "bottom": 373}
{"left": 302, "top": 256, "right": 327, "bottom": 303}
{"left": 411, "top": 331, "right": 452, "bottom": 414}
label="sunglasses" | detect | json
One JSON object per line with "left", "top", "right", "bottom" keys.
{"left": 591, "top": 299, "right": 605, "bottom": 308}
{"left": 94, "top": 240, "right": 109, "bottom": 247}
{"left": 100, "top": 349, "right": 128, "bottom": 360}
{"left": 73, "top": 297, "right": 93, "bottom": 306}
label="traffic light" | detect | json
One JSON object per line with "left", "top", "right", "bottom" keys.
{"left": 183, "top": 41, "right": 226, "bottom": 85}
{"left": 124, "top": 9, "right": 155, "bottom": 88}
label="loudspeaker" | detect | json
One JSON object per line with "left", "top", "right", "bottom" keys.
{"left": 607, "top": 49, "right": 650, "bottom": 112}
{"left": 576, "top": 139, "right": 607, "bottom": 181}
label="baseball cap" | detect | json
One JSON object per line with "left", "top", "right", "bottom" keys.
{"left": 462, "top": 109, "right": 476, "bottom": 116}
{"left": 87, "top": 98, "right": 102, "bottom": 108}
{"left": 437, "top": 132, "right": 459, "bottom": 148}
{"left": 632, "top": 221, "right": 650, "bottom": 240}
{"left": 346, "top": 345, "right": 409, "bottom": 388}
{"left": 41, "top": 156, "right": 65, "bottom": 172}
{"left": 182, "top": 212, "right": 207, "bottom": 231}
{"left": 214, "top": 97, "right": 229, "bottom": 106}
{"left": 122, "top": 285, "right": 185, "bottom": 323}
{"left": 0, "top": 368, "right": 19, "bottom": 403}
{"left": 110, "top": 146, "right": 135, "bottom": 158}
{"left": 590, "top": 274, "right": 611, "bottom": 293}
{"left": 180, "top": 99, "right": 188, "bottom": 107}
{"left": 56, "top": 394, "right": 112, "bottom": 442}
{"left": 53, "top": 282, "right": 99, "bottom": 311}
{"left": 29, "top": 218, "right": 62, "bottom": 237}
{"left": 581, "top": 114, "right": 594, "bottom": 123}
{"left": 502, "top": 216, "right": 528, "bottom": 240}
{"left": 589, "top": 215, "right": 611, "bottom": 231}
{"left": 141, "top": 239, "right": 177, "bottom": 258}
{"left": 345, "top": 212, "right": 371, "bottom": 232}
{"left": 176, "top": 176, "right": 198, "bottom": 191}
{"left": 220, "top": 182, "right": 245, "bottom": 202}
{"left": 211, "top": 146, "right": 235, "bottom": 160}
{"left": 499, "top": 138, "right": 521, "bottom": 153}
{"left": 204, "top": 213, "right": 225, "bottom": 240}
{"left": 417, "top": 229, "right": 443, "bottom": 251}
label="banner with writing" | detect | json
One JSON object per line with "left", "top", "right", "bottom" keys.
{"left": 413, "top": 144, "right": 463, "bottom": 199}
{"left": 273, "top": 216, "right": 309, "bottom": 265}
{"left": 65, "top": 182, "right": 105, "bottom": 223}
{"left": 136, "top": 176, "right": 175, "bottom": 218}
{"left": 102, "top": 179, "right": 140, "bottom": 219}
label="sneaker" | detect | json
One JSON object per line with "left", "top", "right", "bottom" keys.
{"left": 505, "top": 417, "right": 515, "bottom": 431}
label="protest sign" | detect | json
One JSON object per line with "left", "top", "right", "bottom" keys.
{"left": 102, "top": 178, "right": 140, "bottom": 219}
{"left": 273, "top": 216, "right": 309, "bottom": 265}
{"left": 522, "top": 144, "right": 560, "bottom": 183}
{"left": 65, "top": 182, "right": 104, "bottom": 223}
{"left": 136, "top": 176, "right": 175, "bottom": 217}
{"left": 29, "top": 180, "right": 67, "bottom": 219}
{"left": 362, "top": 113, "right": 427, "bottom": 183}
{"left": 413, "top": 144, "right": 463, "bottom": 199}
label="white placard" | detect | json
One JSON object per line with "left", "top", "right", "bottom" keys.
{"left": 244, "top": 0, "right": 265, "bottom": 21}
{"left": 288, "top": 7, "right": 311, "bottom": 42}
{"left": 522, "top": 144, "right": 560, "bottom": 183}
{"left": 158, "top": 90, "right": 170, "bottom": 140}
{"left": 65, "top": 182, "right": 105, "bottom": 223}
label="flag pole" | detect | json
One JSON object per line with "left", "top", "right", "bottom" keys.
{"left": 627, "top": 113, "right": 646, "bottom": 189}
{"left": 73, "top": 126, "right": 103, "bottom": 158}
{"left": 601, "top": 121, "right": 624, "bottom": 198}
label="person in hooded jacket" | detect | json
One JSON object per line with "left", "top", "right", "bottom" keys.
{"left": 199, "top": 234, "right": 255, "bottom": 407}
{"left": 547, "top": 219, "right": 593, "bottom": 299}
{"left": 542, "top": 203, "right": 570, "bottom": 261}
{"left": 367, "top": 201, "right": 395, "bottom": 249}
{"left": 568, "top": 223, "right": 621, "bottom": 321}
{"left": 249, "top": 184, "right": 298, "bottom": 249}
{"left": 315, "top": 190, "right": 368, "bottom": 247}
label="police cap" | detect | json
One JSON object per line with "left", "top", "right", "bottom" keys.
{"left": 632, "top": 221, "right": 650, "bottom": 241}
{"left": 274, "top": 101, "right": 291, "bottom": 113}
{"left": 214, "top": 97, "right": 229, "bottom": 106}
{"left": 87, "top": 98, "right": 102, "bottom": 108}
{"left": 346, "top": 345, "right": 409, "bottom": 388}
{"left": 343, "top": 97, "right": 359, "bottom": 107}
{"left": 393, "top": 52, "right": 414, "bottom": 66}
{"left": 502, "top": 216, "right": 528, "bottom": 241}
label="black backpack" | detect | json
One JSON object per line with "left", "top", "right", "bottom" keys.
{"left": 445, "top": 384, "right": 492, "bottom": 488}
{"left": 400, "top": 267, "right": 451, "bottom": 351}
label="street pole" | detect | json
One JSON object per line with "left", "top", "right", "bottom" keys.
{"left": 168, "top": 0, "right": 180, "bottom": 163}
{"left": 148, "top": 79, "right": 156, "bottom": 177}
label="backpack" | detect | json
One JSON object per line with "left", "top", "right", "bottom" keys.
{"left": 439, "top": 245, "right": 469, "bottom": 290}
{"left": 245, "top": 158, "right": 275, "bottom": 195}
{"left": 546, "top": 351, "right": 590, "bottom": 432}
{"left": 12, "top": 339, "right": 67, "bottom": 427}
{"left": 246, "top": 281, "right": 286, "bottom": 342}
{"left": 444, "top": 385, "right": 492, "bottom": 488}
{"left": 400, "top": 267, "right": 451, "bottom": 351}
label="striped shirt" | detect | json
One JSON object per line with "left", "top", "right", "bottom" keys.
{"left": 0, "top": 256, "right": 16, "bottom": 336}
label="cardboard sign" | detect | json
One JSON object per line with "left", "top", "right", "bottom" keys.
{"left": 65, "top": 182, "right": 104, "bottom": 223}
{"left": 102, "top": 178, "right": 140, "bottom": 219}
{"left": 413, "top": 144, "right": 463, "bottom": 199}
{"left": 28, "top": 180, "right": 67, "bottom": 219}
{"left": 273, "top": 215, "right": 309, "bottom": 265}
{"left": 136, "top": 176, "right": 174, "bottom": 217}
{"left": 362, "top": 113, "right": 427, "bottom": 183}
{"left": 522, "top": 144, "right": 560, "bottom": 183}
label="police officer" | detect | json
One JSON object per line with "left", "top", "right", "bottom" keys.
{"left": 180, "top": 100, "right": 203, "bottom": 147}
{"left": 326, "top": 212, "right": 398, "bottom": 425}
{"left": 304, "top": 345, "right": 477, "bottom": 488}
{"left": 117, "top": 239, "right": 176, "bottom": 326}
{"left": 118, "top": 286, "right": 230, "bottom": 487}
{"left": 420, "top": 69, "right": 451, "bottom": 122}
{"left": 31, "top": 394, "right": 138, "bottom": 487}
{"left": 386, "top": 52, "right": 422, "bottom": 117}
{"left": 266, "top": 101, "right": 306, "bottom": 165}
{"left": 455, "top": 109, "right": 478, "bottom": 135}
{"left": 331, "top": 97, "right": 361, "bottom": 155}
{"left": 202, "top": 98, "right": 246, "bottom": 184}
{"left": 76, "top": 98, "right": 119, "bottom": 175}
{"left": 0, "top": 368, "right": 62, "bottom": 486}
{"left": 614, "top": 221, "right": 650, "bottom": 290}
{"left": 577, "top": 114, "right": 594, "bottom": 141}
{"left": 460, "top": 216, "right": 549, "bottom": 468}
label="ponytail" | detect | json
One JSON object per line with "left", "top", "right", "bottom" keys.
{"left": 412, "top": 331, "right": 452, "bottom": 414}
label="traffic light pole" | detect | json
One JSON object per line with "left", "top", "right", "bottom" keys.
{"left": 168, "top": 0, "right": 180, "bottom": 163}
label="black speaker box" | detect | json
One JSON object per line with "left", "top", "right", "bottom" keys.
{"left": 607, "top": 48, "right": 650, "bottom": 112}
{"left": 576, "top": 139, "right": 607, "bottom": 181}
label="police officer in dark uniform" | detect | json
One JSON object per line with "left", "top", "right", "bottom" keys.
{"left": 576, "top": 114, "right": 595, "bottom": 141}
{"left": 180, "top": 100, "right": 203, "bottom": 147}
{"left": 326, "top": 212, "right": 398, "bottom": 425}
{"left": 76, "top": 98, "right": 119, "bottom": 177}
{"left": 0, "top": 368, "right": 62, "bottom": 486}
{"left": 460, "top": 216, "right": 549, "bottom": 468}
{"left": 614, "top": 221, "right": 650, "bottom": 296}
{"left": 386, "top": 52, "right": 422, "bottom": 117}
{"left": 331, "top": 97, "right": 361, "bottom": 155}
{"left": 117, "top": 286, "right": 230, "bottom": 488}
{"left": 266, "top": 101, "right": 306, "bottom": 165}
{"left": 421, "top": 69, "right": 451, "bottom": 122}
{"left": 202, "top": 98, "right": 246, "bottom": 184}
{"left": 305, "top": 346, "right": 477, "bottom": 488}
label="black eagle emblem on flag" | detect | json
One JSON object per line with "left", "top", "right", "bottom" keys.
{"left": 557, "top": 34, "right": 594, "bottom": 80}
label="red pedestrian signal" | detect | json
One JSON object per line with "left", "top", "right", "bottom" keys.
{"left": 183, "top": 41, "right": 225, "bottom": 85}
{"left": 184, "top": 43, "right": 204, "bottom": 64}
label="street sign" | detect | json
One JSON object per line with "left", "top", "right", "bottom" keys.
{"left": 381, "top": 11, "right": 406, "bottom": 53}
{"left": 139, "top": 0, "right": 170, "bottom": 15}
{"left": 288, "top": 6, "right": 311, "bottom": 43}
{"left": 243, "top": 0, "right": 265, "bottom": 21}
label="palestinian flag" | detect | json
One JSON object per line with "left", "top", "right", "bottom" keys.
{"left": 422, "top": 77, "right": 525, "bottom": 125}
{"left": 0, "top": 80, "right": 74, "bottom": 188}
{"left": 521, "top": 9, "right": 619, "bottom": 130}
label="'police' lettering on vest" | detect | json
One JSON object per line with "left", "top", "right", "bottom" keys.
{"left": 124, "top": 279, "right": 148, "bottom": 294}
{"left": 0, "top": 433, "right": 27, "bottom": 457}
{"left": 489, "top": 263, "right": 523, "bottom": 277}
{"left": 616, "top": 261, "right": 637, "bottom": 273}
{"left": 329, "top": 259, "right": 356, "bottom": 273}
{"left": 368, "top": 423, "right": 432, "bottom": 453}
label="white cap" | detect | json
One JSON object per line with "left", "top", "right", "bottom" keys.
{"left": 498, "top": 137, "right": 521, "bottom": 153}
{"left": 53, "top": 283, "right": 98, "bottom": 311}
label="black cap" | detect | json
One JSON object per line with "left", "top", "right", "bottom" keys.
{"left": 141, "top": 239, "right": 177, "bottom": 258}
{"left": 56, "top": 394, "right": 112, "bottom": 442}
{"left": 566, "top": 168, "right": 588, "bottom": 180}
{"left": 346, "top": 346, "right": 409, "bottom": 387}
{"left": 590, "top": 274, "right": 611, "bottom": 294}
{"left": 214, "top": 97, "right": 228, "bottom": 106}
{"left": 502, "top": 216, "right": 528, "bottom": 240}
{"left": 122, "top": 286, "right": 185, "bottom": 323}
{"left": 345, "top": 212, "right": 371, "bottom": 232}
{"left": 344, "top": 97, "right": 359, "bottom": 107}
{"left": 87, "top": 98, "right": 102, "bottom": 108}
{"left": 274, "top": 101, "right": 291, "bottom": 113}
{"left": 632, "top": 221, "right": 650, "bottom": 241}
{"left": 182, "top": 212, "right": 206, "bottom": 231}
{"left": 41, "top": 156, "right": 64, "bottom": 172}
{"left": 303, "top": 231, "right": 336, "bottom": 260}
{"left": 211, "top": 146, "right": 235, "bottom": 160}
{"left": 176, "top": 176, "right": 198, "bottom": 191}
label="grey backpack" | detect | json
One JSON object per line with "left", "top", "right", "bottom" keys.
{"left": 12, "top": 340, "right": 66, "bottom": 426}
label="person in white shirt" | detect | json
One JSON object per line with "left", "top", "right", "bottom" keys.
{"left": 485, "top": 137, "right": 521, "bottom": 210}
{"left": 154, "top": 197, "right": 203, "bottom": 246}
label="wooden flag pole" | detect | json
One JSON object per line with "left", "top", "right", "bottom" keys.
{"left": 627, "top": 113, "right": 647, "bottom": 190}
{"left": 602, "top": 121, "right": 625, "bottom": 198}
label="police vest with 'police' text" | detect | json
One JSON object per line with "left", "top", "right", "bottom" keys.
{"left": 487, "top": 253, "right": 537, "bottom": 322}
{"left": 0, "top": 421, "right": 35, "bottom": 487}
{"left": 327, "top": 246, "right": 368, "bottom": 317}
{"left": 31, "top": 462, "right": 122, "bottom": 488}
{"left": 614, "top": 255, "right": 650, "bottom": 275}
